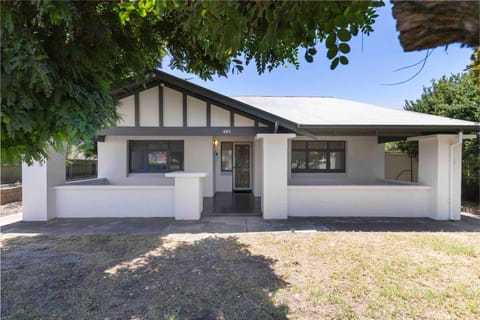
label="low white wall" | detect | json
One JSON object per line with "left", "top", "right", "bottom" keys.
{"left": 55, "top": 185, "right": 174, "bottom": 218}
{"left": 288, "top": 184, "right": 432, "bottom": 218}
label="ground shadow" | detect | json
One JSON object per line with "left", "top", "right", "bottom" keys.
{"left": 1, "top": 234, "right": 288, "bottom": 319}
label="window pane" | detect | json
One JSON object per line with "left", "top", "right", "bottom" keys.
{"left": 148, "top": 142, "right": 168, "bottom": 151}
{"left": 169, "top": 151, "right": 184, "bottom": 170}
{"left": 130, "top": 151, "right": 145, "bottom": 171}
{"left": 308, "top": 141, "right": 327, "bottom": 149}
{"left": 328, "top": 141, "right": 345, "bottom": 149}
{"left": 329, "top": 151, "right": 345, "bottom": 170}
{"left": 308, "top": 151, "right": 327, "bottom": 169}
{"left": 291, "top": 151, "right": 306, "bottom": 170}
{"left": 148, "top": 151, "right": 168, "bottom": 170}
{"left": 292, "top": 141, "right": 307, "bottom": 149}
{"left": 169, "top": 141, "right": 184, "bottom": 152}
{"left": 221, "top": 142, "right": 233, "bottom": 171}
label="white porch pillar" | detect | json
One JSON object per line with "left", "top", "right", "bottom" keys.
{"left": 165, "top": 172, "right": 207, "bottom": 220}
{"left": 22, "top": 148, "right": 66, "bottom": 221}
{"left": 413, "top": 134, "right": 463, "bottom": 220}
{"left": 256, "top": 134, "right": 296, "bottom": 219}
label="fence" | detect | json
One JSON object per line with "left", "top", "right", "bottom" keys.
{"left": 1, "top": 160, "right": 97, "bottom": 184}
{"left": 1, "top": 164, "right": 22, "bottom": 184}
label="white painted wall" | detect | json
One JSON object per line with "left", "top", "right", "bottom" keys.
{"left": 55, "top": 185, "right": 174, "bottom": 218}
{"left": 258, "top": 134, "right": 296, "bottom": 219}
{"left": 22, "top": 149, "right": 66, "bottom": 221}
{"left": 253, "top": 138, "right": 263, "bottom": 197}
{"left": 416, "top": 134, "right": 462, "bottom": 220}
{"left": 213, "top": 136, "right": 254, "bottom": 192}
{"left": 187, "top": 96, "right": 207, "bottom": 127}
{"left": 163, "top": 87, "right": 183, "bottom": 127}
{"left": 97, "top": 135, "right": 214, "bottom": 196}
{"left": 117, "top": 95, "right": 135, "bottom": 127}
{"left": 289, "top": 136, "right": 385, "bottom": 185}
{"left": 234, "top": 113, "right": 255, "bottom": 127}
{"left": 288, "top": 185, "right": 431, "bottom": 217}
{"left": 139, "top": 86, "right": 159, "bottom": 127}
{"left": 211, "top": 104, "right": 230, "bottom": 127}
{"left": 166, "top": 172, "right": 206, "bottom": 220}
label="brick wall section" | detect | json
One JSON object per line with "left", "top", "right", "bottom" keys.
{"left": 1, "top": 186, "right": 22, "bottom": 205}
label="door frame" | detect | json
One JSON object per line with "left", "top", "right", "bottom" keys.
{"left": 232, "top": 142, "right": 252, "bottom": 191}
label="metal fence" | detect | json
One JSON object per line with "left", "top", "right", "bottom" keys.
{"left": 1, "top": 160, "right": 97, "bottom": 184}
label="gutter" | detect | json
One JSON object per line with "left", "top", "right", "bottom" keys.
{"left": 449, "top": 131, "right": 463, "bottom": 220}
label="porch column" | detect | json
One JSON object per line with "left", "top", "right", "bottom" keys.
{"left": 22, "top": 148, "right": 66, "bottom": 221}
{"left": 413, "top": 134, "right": 462, "bottom": 220}
{"left": 256, "top": 134, "right": 296, "bottom": 219}
{"left": 165, "top": 172, "right": 207, "bottom": 220}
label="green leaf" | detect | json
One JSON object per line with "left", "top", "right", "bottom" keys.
{"left": 305, "top": 54, "right": 314, "bottom": 63}
{"left": 337, "top": 28, "right": 351, "bottom": 42}
{"left": 338, "top": 43, "right": 350, "bottom": 54}
{"left": 339, "top": 56, "right": 349, "bottom": 65}
{"left": 308, "top": 48, "right": 317, "bottom": 55}
{"left": 326, "top": 33, "right": 336, "bottom": 48}
{"left": 327, "top": 46, "right": 338, "bottom": 60}
{"left": 330, "top": 57, "right": 339, "bottom": 70}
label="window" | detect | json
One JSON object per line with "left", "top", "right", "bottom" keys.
{"left": 129, "top": 141, "right": 184, "bottom": 173}
{"left": 291, "top": 140, "right": 345, "bottom": 172}
{"left": 221, "top": 142, "right": 233, "bottom": 172}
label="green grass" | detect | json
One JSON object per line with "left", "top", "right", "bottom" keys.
{"left": 2, "top": 231, "right": 479, "bottom": 319}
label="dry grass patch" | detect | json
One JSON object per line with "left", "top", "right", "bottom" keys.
{"left": 1, "top": 231, "right": 479, "bottom": 319}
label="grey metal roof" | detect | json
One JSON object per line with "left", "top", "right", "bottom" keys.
{"left": 231, "top": 96, "right": 479, "bottom": 131}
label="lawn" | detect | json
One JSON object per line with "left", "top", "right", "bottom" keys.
{"left": 1, "top": 231, "right": 479, "bottom": 319}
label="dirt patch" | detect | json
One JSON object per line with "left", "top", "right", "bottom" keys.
{"left": 1, "top": 232, "right": 479, "bottom": 319}
{"left": 0, "top": 201, "right": 22, "bottom": 217}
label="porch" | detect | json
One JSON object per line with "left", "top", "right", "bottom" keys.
{"left": 203, "top": 192, "right": 261, "bottom": 217}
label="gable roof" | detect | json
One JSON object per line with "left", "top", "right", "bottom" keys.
{"left": 232, "top": 96, "right": 479, "bottom": 132}
{"left": 111, "top": 71, "right": 479, "bottom": 135}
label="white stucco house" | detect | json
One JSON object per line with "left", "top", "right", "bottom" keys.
{"left": 23, "top": 71, "right": 479, "bottom": 221}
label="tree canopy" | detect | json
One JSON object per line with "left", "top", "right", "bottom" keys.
{"left": 1, "top": 0, "right": 384, "bottom": 164}
{"left": 389, "top": 72, "right": 479, "bottom": 202}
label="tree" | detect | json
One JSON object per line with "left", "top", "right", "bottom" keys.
{"left": 392, "top": 0, "right": 479, "bottom": 51}
{"left": 390, "top": 72, "right": 480, "bottom": 202}
{"left": 1, "top": 1, "right": 384, "bottom": 164}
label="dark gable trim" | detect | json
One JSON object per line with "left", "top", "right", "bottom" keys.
{"left": 134, "top": 93, "right": 140, "bottom": 127}
{"left": 100, "top": 126, "right": 274, "bottom": 136}
{"left": 182, "top": 92, "right": 187, "bottom": 127}
{"left": 158, "top": 85, "right": 164, "bottom": 127}
{"left": 206, "top": 103, "right": 211, "bottom": 127}
{"left": 112, "top": 71, "right": 298, "bottom": 132}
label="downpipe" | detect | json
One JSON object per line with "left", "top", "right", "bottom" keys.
{"left": 449, "top": 131, "right": 463, "bottom": 220}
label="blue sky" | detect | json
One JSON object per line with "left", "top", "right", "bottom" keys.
{"left": 162, "top": 2, "right": 473, "bottom": 110}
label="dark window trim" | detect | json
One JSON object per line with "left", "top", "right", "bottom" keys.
{"left": 221, "top": 141, "right": 233, "bottom": 172}
{"left": 291, "top": 140, "right": 346, "bottom": 173}
{"left": 128, "top": 140, "right": 184, "bottom": 173}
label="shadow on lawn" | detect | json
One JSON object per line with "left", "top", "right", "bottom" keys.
{"left": 1, "top": 234, "right": 288, "bottom": 319}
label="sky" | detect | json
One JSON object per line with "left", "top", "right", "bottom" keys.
{"left": 162, "top": 2, "right": 473, "bottom": 110}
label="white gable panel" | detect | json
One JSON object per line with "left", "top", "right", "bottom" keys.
{"left": 211, "top": 104, "right": 230, "bottom": 127}
{"left": 163, "top": 87, "right": 183, "bottom": 127}
{"left": 187, "top": 96, "right": 207, "bottom": 127}
{"left": 234, "top": 113, "right": 255, "bottom": 127}
{"left": 259, "top": 122, "right": 269, "bottom": 127}
{"left": 139, "top": 87, "right": 159, "bottom": 127}
{"left": 117, "top": 95, "right": 135, "bottom": 127}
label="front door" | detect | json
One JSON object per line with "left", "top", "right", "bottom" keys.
{"left": 233, "top": 143, "right": 251, "bottom": 190}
